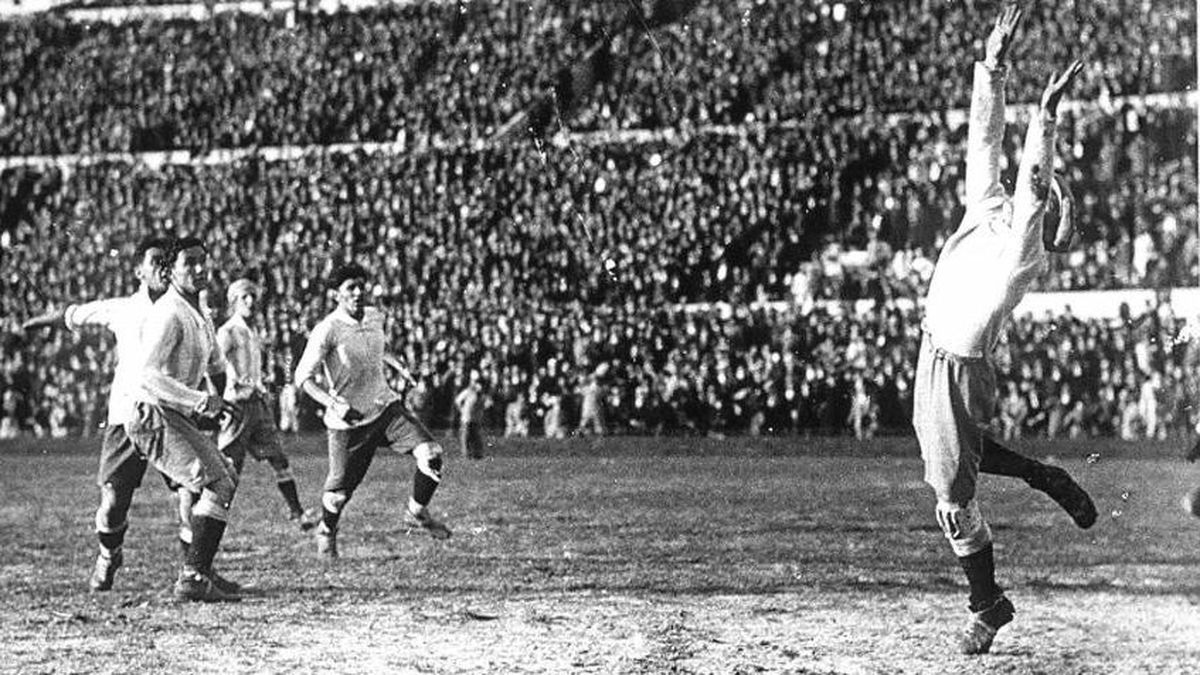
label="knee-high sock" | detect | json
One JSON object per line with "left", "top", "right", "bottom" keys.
{"left": 412, "top": 471, "right": 439, "bottom": 507}
{"left": 959, "top": 544, "right": 1002, "bottom": 611}
{"left": 979, "top": 436, "right": 1041, "bottom": 479}
{"left": 187, "top": 516, "right": 227, "bottom": 573}
{"left": 97, "top": 524, "right": 127, "bottom": 555}
{"left": 277, "top": 479, "right": 303, "bottom": 514}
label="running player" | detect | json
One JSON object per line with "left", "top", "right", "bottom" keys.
{"left": 217, "top": 278, "right": 316, "bottom": 529}
{"left": 128, "top": 236, "right": 243, "bottom": 602}
{"left": 21, "top": 236, "right": 172, "bottom": 592}
{"left": 913, "top": 5, "right": 1097, "bottom": 655}
{"left": 294, "top": 262, "right": 451, "bottom": 559}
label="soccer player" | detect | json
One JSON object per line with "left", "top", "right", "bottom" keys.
{"left": 454, "top": 372, "right": 486, "bottom": 459}
{"left": 21, "top": 236, "right": 172, "bottom": 593}
{"left": 912, "top": 5, "right": 1098, "bottom": 655}
{"left": 294, "top": 262, "right": 451, "bottom": 559}
{"left": 217, "top": 278, "right": 316, "bottom": 529}
{"left": 128, "top": 236, "right": 244, "bottom": 602}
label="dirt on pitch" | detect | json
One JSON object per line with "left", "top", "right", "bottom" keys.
{"left": 3, "top": 435, "right": 1199, "bottom": 674}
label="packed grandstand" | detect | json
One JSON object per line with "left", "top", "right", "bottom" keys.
{"left": 0, "top": 0, "right": 1196, "bottom": 439}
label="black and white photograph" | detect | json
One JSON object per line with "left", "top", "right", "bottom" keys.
{"left": 0, "top": 0, "right": 1197, "bottom": 672}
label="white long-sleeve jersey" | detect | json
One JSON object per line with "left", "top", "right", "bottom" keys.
{"left": 922, "top": 62, "right": 1058, "bottom": 358}
{"left": 137, "top": 286, "right": 224, "bottom": 414}
{"left": 64, "top": 287, "right": 155, "bottom": 426}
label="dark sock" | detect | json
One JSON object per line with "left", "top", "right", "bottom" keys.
{"left": 97, "top": 525, "right": 126, "bottom": 553}
{"left": 277, "top": 480, "right": 303, "bottom": 515}
{"left": 958, "top": 544, "right": 1002, "bottom": 612}
{"left": 979, "top": 436, "right": 1041, "bottom": 480}
{"left": 412, "top": 456, "right": 442, "bottom": 506}
{"left": 321, "top": 508, "right": 342, "bottom": 533}
{"left": 178, "top": 537, "right": 190, "bottom": 563}
{"left": 413, "top": 473, "right": 438, "bottom": 507}
{"left": 187, "top": 516, "right": 227, "bottom": 573}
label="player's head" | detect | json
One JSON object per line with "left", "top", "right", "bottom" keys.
{"left": 1042, "top": 173, "right": 1076, "bottom": 253}
{"left": 329, "top": 262, "right": 371, "bottom": 318}
{"left": 134, "top": 235, "right": 173, "bottom": 296}
{"left": 164, "top": 236, "right": 209, "bottom": 295}
{"left": 226, "top": 278, "right": 260, "bottom": 317}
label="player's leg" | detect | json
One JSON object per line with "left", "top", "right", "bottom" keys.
{"left": 174, "top": 481, "right": 197, "bottom": 562}
{"left": 913, "top": 342, "right": 1011, "bottom": 655}
{"left": 90, "top": 425, "right": 149, "bottom": 591}
{"left": 149, "top": 406, "right": 242, "bottom": 602}
{"left": 382, "top": 402, "right": 451, "bottom": 539}
{"left": 980, "top": 435, "right": 1097, "bottom": 528}
{"left": 467, "top": 421, "right": 484, "bottom": 459}
{"left": 458, "top": 420, "right": 472, "bottom": 458}
{"left": 244, "top": 396, "right": 314, "bottom": 528}
{"left": 315, "top": 425, "right": 377, "bottom": 558}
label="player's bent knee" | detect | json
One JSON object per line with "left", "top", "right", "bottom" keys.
{"left": 193, "top": 490, "right": 231, "bottom": 522}
{"left": 323, "top": 490, "right": 349, "bottom": 513}
{"left": 935, "top": 500, "right": 993, "bottom": 557}
{"left": 413, "top": 442, "right": 443, "bottom": 482}
{"left": 95, "top": 484, "right": 133, "bottom": 533}
{"left": 199, "top": 477, "right": 236, "bottom": 511}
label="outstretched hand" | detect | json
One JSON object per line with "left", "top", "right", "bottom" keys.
{"left": 984, "top": 4, "right": 1023, "bottom": 69}
{"left": 1040, "top": 60, "right": 1084, "bottom": 116}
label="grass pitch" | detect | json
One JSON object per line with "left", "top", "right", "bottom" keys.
{"left": 2, "top": 434, "right": 1199, "bottom": 674}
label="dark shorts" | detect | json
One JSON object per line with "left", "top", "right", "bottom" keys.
{"left": 220, "top": 394, "right": 287, "bottom": 470}
{"left": 97, "top": 424, "right": 149, "bottom": 489}
{"left": 324, "top": 400, "right": 434, "bottom": 494}
{"left": 127, "top": 402, "right": 236, "bottom": 494}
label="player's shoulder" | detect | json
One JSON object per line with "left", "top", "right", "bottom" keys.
{"left": 308, "top": 311, "right": 342, "bottom": 338}
{"left": 217, "top": 315, "right": 244, "bottom": 335}
{"left": 363, "top": 306, "right": 386, "bottom": 324}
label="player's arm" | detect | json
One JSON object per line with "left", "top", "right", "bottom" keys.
{"left": 294, "top": 323, "right": 363, "bottom": 424}
{"left": 383, "top": 353, "right": 417, "bottom": 387}
{"left": 1012, "top": 61, "right": 1083, "bottom": 257}
{"left": 21, "top": 308, "right": 67, "bottom": 332}
{"left": 23, "top": 296, "right": 123, "bottom": 333}
{"left": 964, "top": 5, "right": 1021, "bottom": 208}
{"left": 141, "top": 310, "right": 234, "bottom": 418}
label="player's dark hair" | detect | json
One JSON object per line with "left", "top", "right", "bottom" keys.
{"left": 166, "top": 236, "right": 207, "bottom": 264}
{"left": 134, "top": 235, "right": 173, "bottom": 261}
{"left": 328, "top": 262, "right": 371, "bottom": 289}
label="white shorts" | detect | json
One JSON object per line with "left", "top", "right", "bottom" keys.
{"left": 912, "top": 335, "right": 997, "bottom": 504}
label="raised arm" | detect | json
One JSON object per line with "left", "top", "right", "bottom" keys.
{"left": 964, "top": 5, "right": 1022, "bottom": 208}
{"left": 1014, "top": 61, "right": 1084, "bottom": 257}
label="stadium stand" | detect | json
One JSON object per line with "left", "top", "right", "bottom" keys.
{"left": 0, "top": 0, "right": 1196, "bottom": 439}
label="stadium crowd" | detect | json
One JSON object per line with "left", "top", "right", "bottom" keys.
{"left": 0, "top": 0, "right": 1196, "bottom": 441}
{"left": 0, "top": 0, "right": 1191, "bottom": 154}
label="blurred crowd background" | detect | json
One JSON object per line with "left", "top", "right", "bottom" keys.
{"left": 0, "top": 0, "right": 1197, "bottom": 441}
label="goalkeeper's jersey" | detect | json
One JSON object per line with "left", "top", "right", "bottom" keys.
{"left": 922, "top": 61, "right": 1057, "bottom": 358}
